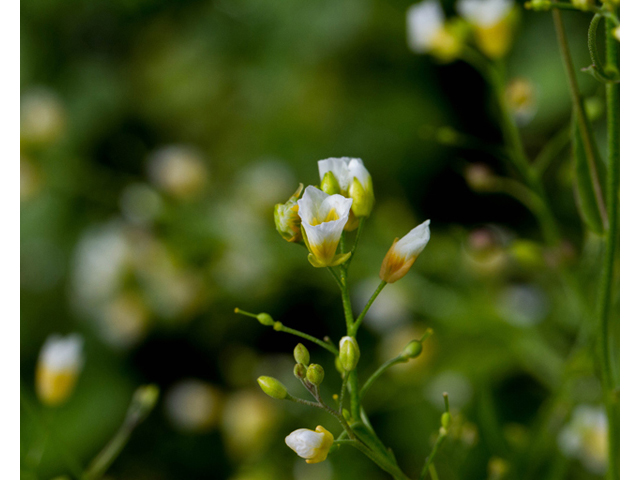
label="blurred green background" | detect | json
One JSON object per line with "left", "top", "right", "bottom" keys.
{"left": 21, "top": 0, "right": 616, "bottom": 479}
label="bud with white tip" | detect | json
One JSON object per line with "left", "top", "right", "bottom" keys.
{"left": 379, "top": 220, "right": 431, "bottom": 283}
{"left": 318, "top": 158, "right": 374, "bottom": 218}
{"left": 36, "top": 334, "right": 84, "bottom": 406}
{"left": 285, "top": 425, "right": 334, "bottom": 464}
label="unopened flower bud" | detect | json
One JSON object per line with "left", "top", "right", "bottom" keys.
{"left": 257, "top": 313, "right": 275, "bottom": 326}
{"left": 36, "top": 334, "right": 84, "bottom": 406}
{"left": 339, "top": 337, "right": 360, "bottom": 372}
{"left": 274, "top": 184, "right": 304, "bottom": 243}
{"left": 128, "top": 384, "right": 160, "bottom": 423}
{"left": 257, "top": 376, "right": 288, "bottom": 400}
{"left": 334, "top": 356, "right": 345, "bottom": 375}
{"left": 348, "top": 176, "right": 374, "bottom": 218}
{"left": 441, "top": 412, "right": 452, "bottom": 430}
{"left": 570, "top": 0, "right": 593, "bottom": 11}
{"left": 306, "top": 364, "right": 325, "bottom": 386}
{"left": 402, "top": 340, "right": 423, "bottom": 359}
{"left": 380, "top": 220, "right": 431, "bottom": 283}
{"left": 294, "top": 363, "right": 307, "bottom": 380}
{"left": 320, "top": 171, "right": 341, "bottom": 196}
{"left": 285, "top": 425, "right": 334, "bottom": 464}
{"left": 294, "top": 343, "right": 310, "bottom": 366}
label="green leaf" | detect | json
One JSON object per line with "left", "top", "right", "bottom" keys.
{"left": 572, "top": 111, "right": 606, "bottom": 234}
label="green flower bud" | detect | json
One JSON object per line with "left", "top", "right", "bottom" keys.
{"left": 441, "top": 412, "right": 451, "bottom": 430}
{"left": 348, "top": 177, "right": 374, "bottom": 218}
{"left": 570, "top": 0, "right": 593, "bottom": 11}
{"left": 401, "top": 340, "right": 423, "bottom": 360}
{"left": 257, "top": 376, "right": 288, "bottom": 400}
{"left": 128, "top": 384, "right": 160, "bottom": 423}
{"left": 257, "top": 313, "right": 275, "bottom": 326}
{"left": 339, "top": 336, "right": 360, "bottom": 372}
{"left": 294, "top": 343, "right": 310, "bottom": 366}
{"left": 320, "top": 171, "right": 341, "bottom": 195}
{"left": 334, "top": 356, "right": 345, "bottom": 375}
{"left": 294, "top": 363, "right": 307, "bottom": 380}
{"left": 274, "top": 183, "right": 304, "bottom": 243}
{"left": 306, "top": 364, "right": 325, "bottom": 386}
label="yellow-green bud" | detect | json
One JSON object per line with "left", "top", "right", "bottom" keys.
{"left": 334, "top": 356, "right": 345, "bottom": 375}
{"left": 128, "top": 384, "right": 160, "bottom": 422}
{"left": 306, "top": 364, "right": 325, "bottom": 386}
{"left": 320, "top": 171, "right": 341, "bottom": 195}
{"left": 570, "top": 0, "right": 593, "bottom": 11}
{"left": 273, "top": 321, "right": 283, "bottom": 331}
{"left": 441, "top": 412, "right": 451, "bottom": 430}
{"left": 339, "top": 336, "right": 360, "bottom": 372}
{"left": 294, "top": 343, "right": 310, "bottom": 366}
{"left": 401, "top": 340, "right": 423, "bottom": 360}
{"left": 274, "top": 184, "right": 304, "bottom": 243}
{"left": 257, "top": 376, "right": 288, "bottom": 399}
{"left": 256, "top": 313, "right": 275, "bottom": 326}
{"left": 348, "top": 177, "right": 374, "bottom": 218}
{"left": 294, "top": 363, "right": 307, "bottom": 380}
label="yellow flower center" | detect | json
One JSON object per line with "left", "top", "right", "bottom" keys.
{"left": 309, "top": 208, "right": 339, "bottom": 226}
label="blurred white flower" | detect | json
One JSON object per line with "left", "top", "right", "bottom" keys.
{"left": 221, "top": 389, "right": 280, "bottom": 458}
{"left": 558, "top": 405, "right": 608, "bottom": 474}
{"left": 505, "top": 78, "right": 537, "bottom": 126}
{"left": 36, "top": 334, "right": 84, "bottom": 406}
{"left": 458, "top": 0, "right": 513, "bottom": 27}
{"left": 354, "top": 278, "right": 411, "bottom": 333}
{"left": 407, "top": 1, "right": 464, "bottom": 62}
{"left": 457, "top": 0, "right": 515, "bottom": 59}
{"left": 496, "top": 284, "right": 549, "bottom": 327}
{"left": 318, "top": 157, "right": 374, "bottom": 217}
{"left": 21, "top": 88, "right": 66, "bottom": 145}
{"left": 148, "top": 145, "right": 208, "bottom": 199}
{"left": 425, "top": 371, "right": 473, "bottom": 410}
{"left": 98, "top": 292, "right": 150, "bottom": 349}
{"left": 165, "top": 379, "right": 223, "bottom": 433}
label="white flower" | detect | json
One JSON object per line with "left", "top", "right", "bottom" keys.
{"left": 558, "top": 405, "right": 608, "bottom": 474}
{"left": 285, "top": 426, "right": 334, "bottom": 464}
{"left": 297, "top": 186, "right": 353, "bottom": 267}
{"left": 318, "top": 157, "right": 374, "bottom": 217}
{"left": 148, "top": 145, "right": 208, "bottom": 199}
{"left": 457, "top": 0, "right": 515, "bottom": 59}
{"left": 165, "top": 379, "right": 222, "bottom": 433}
{"left": 380, "top": 220, "right": 431, "bottom": 283}
{"left": 36, "top": 334, "right": 84, "bottom": 406}
{"left": 406, "top": 1, "right": 446, "bottom": 53}
{"left": 457, "top": 0, "right": 513, "bottom": 27}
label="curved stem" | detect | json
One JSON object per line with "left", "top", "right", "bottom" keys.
{"left": 353, "top": 281, "right": 387, "bottom": 334}
{"left": 277, "top": 324, "right": 339, "bottom": 356}
{"left": 360, "top": 356, "right": 405, "bottom": 400}
{"left": 420, "top": 429, "right": 448, "bottom": 480}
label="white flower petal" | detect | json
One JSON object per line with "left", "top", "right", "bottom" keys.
{"left": 285, "top": 429, "right": 324, "bottom": 458}
{"left": 394, "top": 219, "right": 431, "bottom": 259}
{"left": 407, "top": 1, "right": 445, "bottom": 53}
{"left": 347, "top": 158, "right": 371, "bottom": 187}
{"left": 457, "top": 0, "right": 513, "bottom": 27}
{"left": 39, "top": 334, "right": 84, "bottom": 371}
{"left": 318, "top": 158, "right": 350, "bottom": 191}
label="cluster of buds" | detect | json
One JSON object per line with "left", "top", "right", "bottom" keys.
{"left": 407, "top": 0, "right": 517, "bottom": 62}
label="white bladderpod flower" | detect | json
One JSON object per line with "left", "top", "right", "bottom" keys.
{"left": 380, "top": 220, "right": 431, "bottom": 283}
{"left": 318, "top": 158, "right": 374, "bottom": 218}
{"left": 457, "top": 0, "right": 515, "bottom": 59}
{"left": 297, "top": 186, "right": 353, "bottom": 268}
{"left": 285, "top": 426, "right": 334, "bottom": 464}
{"left": 407, "top": 1, "right": 464, "bottom": 62}
{"left": 35, "top": 334, "right": 84, "bottom": 406}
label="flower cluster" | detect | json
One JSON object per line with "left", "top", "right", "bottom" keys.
{"left": 239, "top": 157, "right": 440, "bottom": 473}
{"left": 407, "top": 0, "right": 517, "bottom": 62}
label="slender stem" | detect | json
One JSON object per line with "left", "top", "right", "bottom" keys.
{"left": 533, "top": 125, "right": 571, "bottom": 176}
{"left": 429, "top": 464, "right": 440, "bottom": 480}
{"left": 526, "top": 1, "right": 619, "bottom": 26}
{"left": 353, "top": 280, "right": 387, "bottom": 334}
{"left": 348, "top": 370, "right": 361, "bottom": 421}
{"left": 551, "top": 5, "right": 608, "bottom": 229}
{"left": 277, "top": 324, "right": 339, "bottom": 356}
{"left": 349, "top": 440, "right": 412, "bottom": 480}
{"left": 597, "top": 16, "right": 620, "bottom": 480}
{"left": 420, "top": 429, "right": 448, "bottom": 480}
{"left": 327, "top": 267, "right": 344, "bottom": 289}
{"left": 234, "top": 308, "right": 339, "bottom": 355}
{"left": 338, "top": 372, "right": 350, "bottom": 415}
{"left": 84, "top": 418, "right": 136, "bottom": 480}
{"left": 360, "top": 356, "right": 405, "bottom": 400}
{"left": 345, "top": 217, "right": 366, "bottom": 271}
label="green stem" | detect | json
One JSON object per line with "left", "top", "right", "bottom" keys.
{"left": 277, "top": 324, "right": 339, "bottom": 356}
{"left": 597, "top": 16, "right": 620, "bottom": 480}
{"left": 533, "top": 125, "right": 571, "bottom": 176}
{"left": 353, "top": 280, "right": 387, "bottom": 334}
{"left": 526, "top": 1, "right": 619, "bottom": 26}
{"left": 420, "top": 430, "right": 448, "bottom": 480}
{"left": 360, "top": 356, "right": 405, "bottom": 400}
{"left": 551, "top": 5, "right": 608, "bottom": 229}
{"left": 349, "top": 440, "right": 412, "bottom": 480}
{"left": 348, "top": 370, "right": 361, "bottom": 420}
{"left": 345, "top": 217, "right": 366, "bottom": 271}
{"left": 429, "top": 464, "right": 440, "bottom": 480}
{"left": 338, "top": 371, "right": 350, "bottom": 415}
